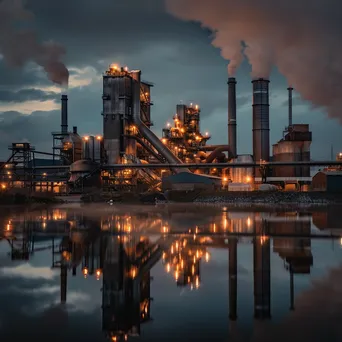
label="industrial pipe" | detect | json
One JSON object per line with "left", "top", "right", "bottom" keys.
{"left": 130, "top": 71, "right": 188, "bottom": 173}
{"left": 201, "top": 145, "right": 233, "bottom": 163}
{"left": 124, "top": 135, "right": 165, "bottom": 163}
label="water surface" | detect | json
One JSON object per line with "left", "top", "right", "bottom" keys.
{"left": 1, "top": 204, "right": 342, "bottom": 342}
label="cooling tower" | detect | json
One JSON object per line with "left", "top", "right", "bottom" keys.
{"left": 252, "top": 78, "right": 270, "bottom": 163}
{"left": 228, "top": 77, "right": 237, "bottom": 158}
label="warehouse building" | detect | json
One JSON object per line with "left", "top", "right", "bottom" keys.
{"left": 311, "top": 171, "right": 342, "bottom": 192}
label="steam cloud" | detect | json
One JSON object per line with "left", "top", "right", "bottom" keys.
{"left": 165, "top": 0, "right": 342, "bottom": 121}
{"left": 0, "top": 0, "right": 69, "bottom": 86}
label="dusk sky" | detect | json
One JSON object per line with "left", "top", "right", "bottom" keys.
{"left": 0, "top": 0, "right": 341, "bottom": 160}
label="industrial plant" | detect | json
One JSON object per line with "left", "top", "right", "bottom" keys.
{"left": 1, "top": 63, "right": 339, "bottom": 199}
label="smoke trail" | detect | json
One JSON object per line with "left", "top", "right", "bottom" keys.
{"left": 0, "top": 0, "right": 69, "bottom": 86}
{"left": 165, "top": 0, "right": 342, "bottom": 121}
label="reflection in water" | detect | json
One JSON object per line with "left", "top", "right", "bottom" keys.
{"left": 1, "top": 206, "right": 342, "bottom": 341}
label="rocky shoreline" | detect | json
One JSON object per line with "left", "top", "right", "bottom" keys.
{"left": 194, "top": 191, "right": 342, "bottom": 205}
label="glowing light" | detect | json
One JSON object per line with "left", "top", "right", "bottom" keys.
{"left": 195, "top": 276, "right": 200, "bottom": 289}
{"left": 96, "top": 136, "right": 102, "bottom": 140}
{"left": 1, "top": 184, "right": 6, "bottom": 189}
{"left": 162, "top": 138, "right": 167, "bottom": 144}
{"left": 247, "top": 217, "right": 252, "bottom": 227}
{"left": 223, "top": 177, "right": 228, "bottom": 182}
{"left": 110, "top": 64, "right": 119, "bottom": 70}
{"left": 96, "top": 269, "right": 102, "bottom": 279}
{"left": 82, "top": 268, "right": 88, "bottom": 278}
{"left": 166, "top": 263, "right": 171, "bottom": 273}
{"left": 131, "top": 267, "right": 137, "bottom": 279}
{"left": 84, "top": 136, "right": 89, "bottom": 141}
{"left": 166, "top": 122, "right": 171, "bottom": 128}
{"left": 195, "top": 105, "right": 199, "bottom": 110}
{"left": 42, "top": 222, "right": 46, "bottom": 229}
{"left": 205, "top": 132, "right": 209, "bottom": 136}
{"left": 205, "top": 252, "right": 210, "bottom": 262}
{"left": 246, "top": 176, "right": 251, "bottom": 183}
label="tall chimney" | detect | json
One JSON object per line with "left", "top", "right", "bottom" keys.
{"left": 228, "top": 77, "right": 237, "bottom": 158}
{"left": 61, "top": 94, "right": 68, "bottom": 134}
{"left": 252, "top": 78, "right": 270, "bottom": 164}
{"left": 288, "top": 86, "right": 293, "bottom": 127}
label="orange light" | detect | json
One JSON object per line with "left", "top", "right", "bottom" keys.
{"left": 84, "top": 136, "right": 89, "bottom": 141}
{"left": 1, "top": 184, "right": 6, "bottom": 189}
{"left": 82, "top": 268, "right": 88, "bottom": 277}
{"left": 96, "top": 136, "right": 102, "bottom": 140}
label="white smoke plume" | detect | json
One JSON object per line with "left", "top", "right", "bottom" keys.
{"left": 165, "top": 0, "right": 342, "bottom": 121}
{"left": 0, "top": 0, "right": 69, "bottom": 86}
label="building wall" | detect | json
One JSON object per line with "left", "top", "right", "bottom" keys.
{"left": 311, "top": 172, "right": 327, "bottom": 191}
{"left": 311, "top": 172, "right": 342, "bottom": 192}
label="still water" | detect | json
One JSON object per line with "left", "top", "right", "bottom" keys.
{"left": 1, "top": 204, "right": 342, "bottom": 342}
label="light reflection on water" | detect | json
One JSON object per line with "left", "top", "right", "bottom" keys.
{"left": 0, "top": 204, "right": 342, "bottom": 342}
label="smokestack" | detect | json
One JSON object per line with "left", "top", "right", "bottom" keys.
{"left": 252, "top": 78, "right": 270, "bottom": 164}
{"left": 228, "top": 77, "right": 237, "bottom": 158}
{"left": 288, "top": 86, "right": 293, "bottom": 127}
{"left": 61, "top": 94, "right": 68, "bottom": 134}
{"left": 73, "top": 126, "right": 77, "bottom": 134}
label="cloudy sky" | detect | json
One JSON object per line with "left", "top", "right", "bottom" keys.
{"left": 0, "top": 0, "right": 341, "bottom": 160}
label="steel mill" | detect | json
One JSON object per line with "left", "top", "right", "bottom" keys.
{"left": 0, "top": 64, "right": 317, "bottom": 196}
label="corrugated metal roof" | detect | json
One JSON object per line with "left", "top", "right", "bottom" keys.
{"left": 164, "top": 172, "right": 222, "bottom": 184}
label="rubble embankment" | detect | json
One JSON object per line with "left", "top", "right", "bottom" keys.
{"left": 194, "top": 191, "right": 342, "bottom": 205}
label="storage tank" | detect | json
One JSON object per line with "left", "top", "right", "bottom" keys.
{"left": 230, "top": 155, "right": 254, "bottom": 184}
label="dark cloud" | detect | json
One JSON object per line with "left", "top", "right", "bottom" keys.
{"left": 0, "top": 0, "right": 339, "bottom": 159}
{"left": 0, "top": 88, "right": 58, "bottom": 103}
{"left": 0, "top": 109, "right": 59, "bottom": 156}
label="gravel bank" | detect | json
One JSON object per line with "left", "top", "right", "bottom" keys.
{"left": 194, "top": 191, "right": 342, "bottom": 205}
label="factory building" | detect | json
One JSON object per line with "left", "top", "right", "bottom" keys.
{"left": 311, "top": 171, "right": 342, "bottom": 192}
{"left": 0, "top": 62, "right": 321, "bottom": 195}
